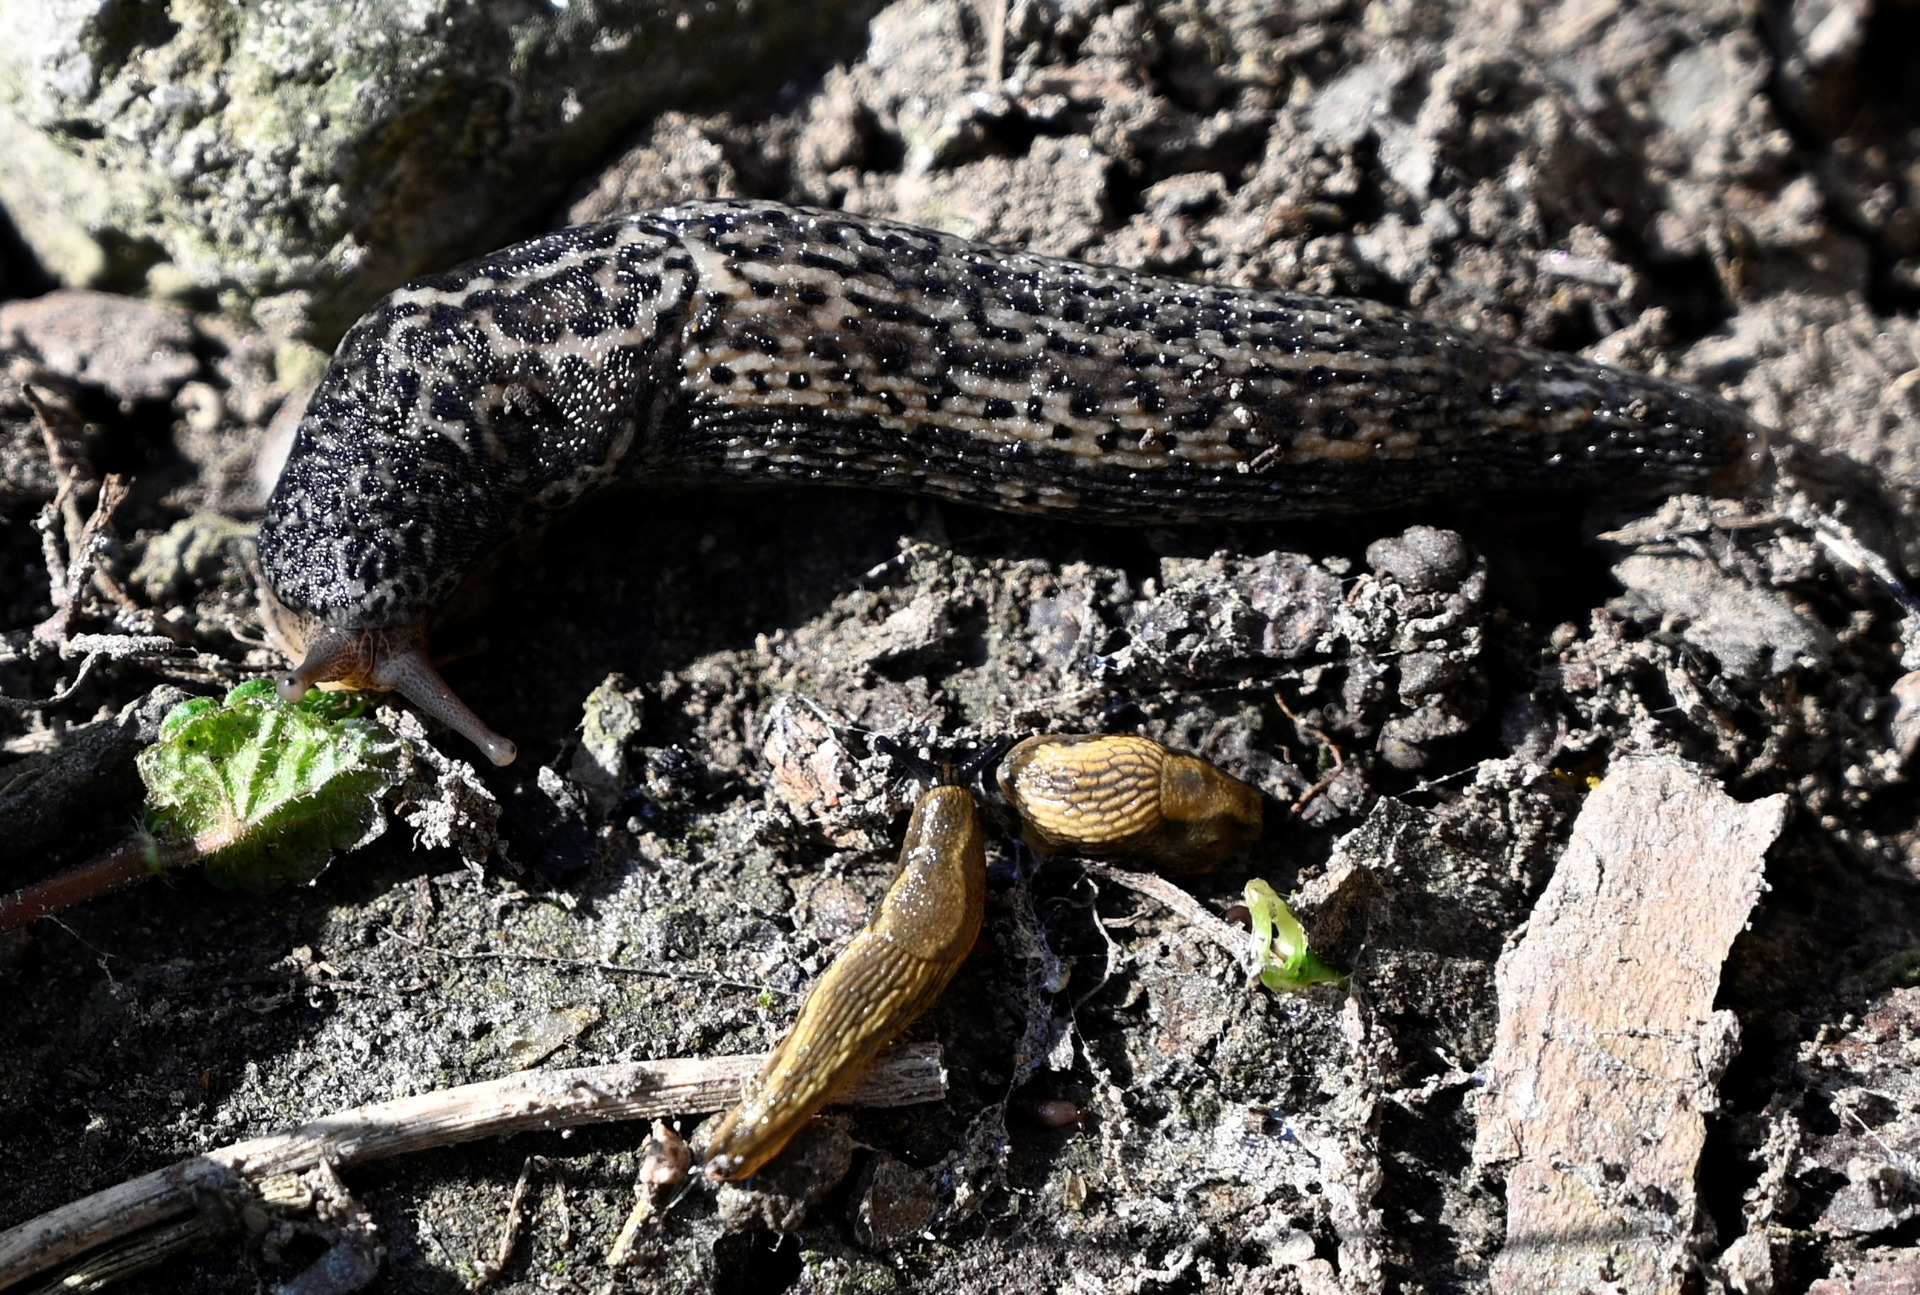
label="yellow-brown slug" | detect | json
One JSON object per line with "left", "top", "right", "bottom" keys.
{"left": 698, "top": 783, "right": 986, "bottom": 1182}
{"left": 996, "top": 734, "right": 1263, "bottom": 871}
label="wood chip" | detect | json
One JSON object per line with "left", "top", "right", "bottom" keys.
{"left": 1472, "top": 756, "right": 1786, "bottom": 1295}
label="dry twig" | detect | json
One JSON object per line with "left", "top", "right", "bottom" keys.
{"left": 1273, "top": 688, "right": 1346, "bottom": 817}
{"left": 1087, "top": 862, "right": 1257, "bottom": 980}
{"left": 0, "top": 1044, "right": 946, "bottom": 1292}
{"left": 26, "top": 390, "right": 129, "bottom": 652}
{"left": 469, "top": 1156, "right": 543, "bottom": 1289}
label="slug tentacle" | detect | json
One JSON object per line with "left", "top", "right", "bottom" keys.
{"left": 273, "top": 625, "right": 375, "bottom": 703}
{"left": 275, "top": 624, "right": 518, "bottom": 766}
{"left": 365, "top": 638, "right": 519, "bottom": 767}
{"left": 258, "top": 200, "right": 1771, "bottom": 762}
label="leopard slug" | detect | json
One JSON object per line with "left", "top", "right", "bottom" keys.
{"left": 697, "top": 782, "right": 987, "bottom": 1182}
{"left": 257, "top": 199, "right": 1769, "bottom": 764}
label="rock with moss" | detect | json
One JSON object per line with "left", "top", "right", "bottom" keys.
{"left": 0, "top": 0, "right": 873, "bottom": 341}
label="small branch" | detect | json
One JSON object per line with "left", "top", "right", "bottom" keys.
{"left": 1087, "top": 862, "right": 1256, "bottom": 979}
{"left": 604, "top": 1123, "right": 691, "bottom": 1266}
{"left": 62, "top": 634, "right": 185, "bottom": 661}
{"left": 1272, "top": 688, "right": 1346, "bottom": 817}
{"left": 982, "top": 0, "right": 1007, "bottom": 85}
{"left": 33, "top": 475, "right": 131, "bottom": 650}
{"left": 26, "top": 386, "right": 81, "bottom": 586}
{"left": 0, "top": 649, "right": 104, "bottom": 710}
{"left": 34, "top": 494, "right": 69, "bottom": 605}
{"left": 23, "top": 388, "right": 174, "bottom": 668}
{"left": 0, "top": 635, "right": 194, "bottom": 713}
{"left": 0, "top": 1043, "right": 946, "bottom": 1292}
{"left": 470, "top": 1156, "right": 542, "bottom": 1289}
{"left": 0, "top": 838, "right": 158, "bottom": 933}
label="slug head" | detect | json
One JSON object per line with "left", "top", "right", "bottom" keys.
{"left": 1152, "top": 752, "right": 1264, "bottom": 870}
{"left": 275, "top": 624, "right": 518, "bottom": 767}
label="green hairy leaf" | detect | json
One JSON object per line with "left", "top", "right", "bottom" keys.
{"left": 137, "top": 679, "right": 407, "bottom": 888}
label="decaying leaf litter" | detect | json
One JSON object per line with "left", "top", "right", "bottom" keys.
{"left": 4, "top": 1, "right": 1920, "bottom": 1292}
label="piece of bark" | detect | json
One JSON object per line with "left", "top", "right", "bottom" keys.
{"left": 1473, "top": 756, "right": 1786, "bottom": 1295}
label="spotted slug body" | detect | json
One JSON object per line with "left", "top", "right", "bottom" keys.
{"left": 257, "top": 199, "right": 1768, "bottom": 763}
{"left": 698, "top": 782, "right": 987, "bottom": 1182}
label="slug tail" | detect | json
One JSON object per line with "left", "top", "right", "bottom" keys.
{"left": 275, "top": 625, "right": 518, "bottom": 767}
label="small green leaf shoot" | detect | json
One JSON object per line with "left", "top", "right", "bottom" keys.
{"left": 1244, "top": 878, "right": 1347, "bottom": 992}
{"left": 1, "top": 683, "right": 413, "bottom": 931}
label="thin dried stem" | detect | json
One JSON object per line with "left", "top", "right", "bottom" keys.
{"left": 0, "top": 649, "right": 104, "bottom": 710}
{"left": 0, "top": 819, "right": 247, "bottom": 935}
{"left": 1087, "top": 862, "right": 1257, "bottom": 979}
{"left": 1272, "top": 688, "right": 1347, "bottom": 817}
{"left": 0, "top": 1043, "right": 945, "bottom": 1292}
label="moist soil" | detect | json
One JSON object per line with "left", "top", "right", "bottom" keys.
{"left": 4, "top": 2, "right": 1920, "bottom": 1292}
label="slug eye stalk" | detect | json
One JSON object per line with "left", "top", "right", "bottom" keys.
{"left": 276, "top": 625, "right": 518, "bottom": 767}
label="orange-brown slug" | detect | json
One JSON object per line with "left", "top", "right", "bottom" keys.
{"left": 698, "top": 783, "right": 986, "bottom": 1182}
{"left": 996, "top": 733, "right": 1263, "bottom": 871}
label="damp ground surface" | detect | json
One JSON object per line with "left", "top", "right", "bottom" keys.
{"left": 3, "top": 2, "right": 1920, "bottom": 1292}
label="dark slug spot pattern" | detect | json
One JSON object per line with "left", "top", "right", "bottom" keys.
{"left": 259, "top": 200, "right": 1764, "bottom": 630}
